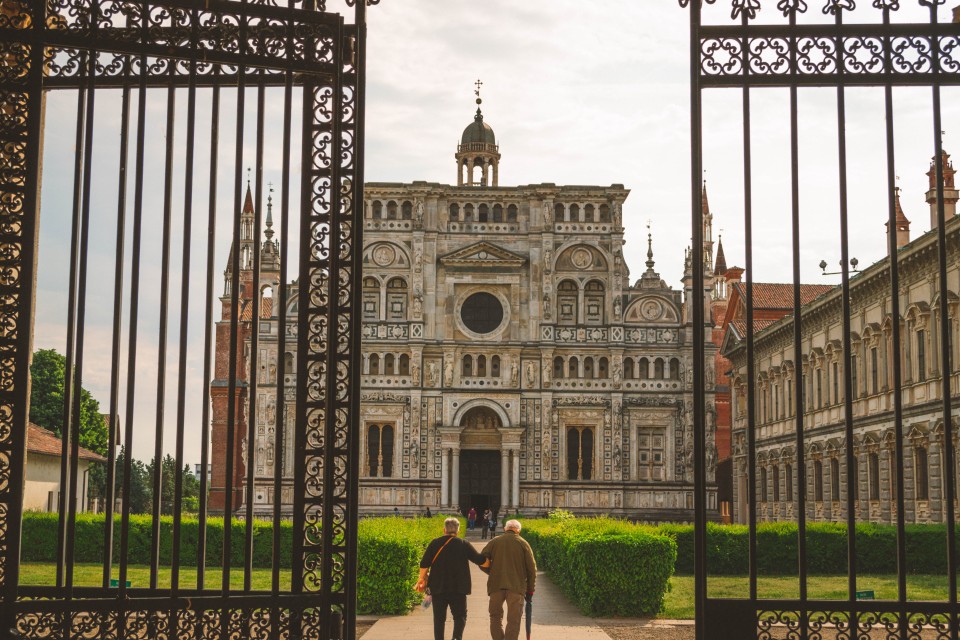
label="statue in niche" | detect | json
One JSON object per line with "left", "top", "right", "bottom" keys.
{"left": 614, "top": 493, "right": 622, "bottom": 508}
{"left": 525, "top": 362, "right": 536, "bottom": 388}
{"left": 413, "top": 286, "right": 423, "bottom": 317}
{"left": 613, "top": 296, "right": 622, "bottom": 319}
{"left": 613, "top": 202, "right": 622, "bottom": 226}
{"left": 427, "top": 362, "right": 439, "bottom": 387}
{"left": 543, "top": 292, "right": 551, "bottom": 320}
{"left": 542, "top": 363, "right": 551, "bottom": 386}
{"left": 544, "top": 249, "right": 553, "bottom": 273}
{"left": 510, "top": 360, "right": 519, "bottom": 387}
{"left": 444, "top": 359, "right": 454, "bottom": 387}
{"left": 614, "top": 445, "right": 622, "bottom": 471}
{"left": 415, "top": 200, "right": 424, "bottom": 227}
{"left": 543, "top": 205, "right": 552, "bottom": 226}
{"left": 612, "top": 361, "right": 622, "bottom": 388}
{"left": 411, "top": 360, "right": 420, "bottom": 384}
{"left": 414, "top": 246, "right": 423, "bottom": 273}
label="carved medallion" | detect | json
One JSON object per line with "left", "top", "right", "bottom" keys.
{"left": 571, "top": 247, "right": 593, "bottom": 270}
{"left": 372, "top": 244, "right": 396, "bottom": 267}
{"left": 640, "top": 299, "right": 663, "bottom": 320}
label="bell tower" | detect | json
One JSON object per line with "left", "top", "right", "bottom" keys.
{"left": 456, "top": 80, "right": 501, "bottom": 187}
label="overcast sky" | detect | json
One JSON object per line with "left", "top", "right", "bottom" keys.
{"left": 33, "top": 0, "right": 960, "bottom": 464}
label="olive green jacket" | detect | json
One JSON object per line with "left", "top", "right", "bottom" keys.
{"left": 481, "top": 531, "right": 537, "bottom": 596}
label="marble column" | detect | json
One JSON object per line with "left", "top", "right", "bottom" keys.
{"left": 451, "top": 448, "right": 461, "bottom": 511}
{"left": 512, "top": 449, "right": 520, "bottom": 508}
{"left": 440, "top": 447, "right": 449, "bottom": 508}
{"left": 501, "top": 449, "right": 510, "bottom": 510}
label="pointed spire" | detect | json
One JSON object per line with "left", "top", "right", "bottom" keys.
{"left": 264, "top": 183, "right": 275, "bottom": 241}
{"left": 894, "top": 187, "right": 909, "bottom": 226}
{"left": 714, "top": 234, "right": 727, "bottom": 276}
{"left": 242, "top": 179, "right": 255, "bottom": 216}
{"left": 701, "top": 180, "right": 710, "bottom": 215}
{"left": 645, "top": 224, "right": 655, "bottom": 272}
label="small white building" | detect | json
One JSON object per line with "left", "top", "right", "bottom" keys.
{"left": 24, "top": 423, "right": 106, "bottom": 513}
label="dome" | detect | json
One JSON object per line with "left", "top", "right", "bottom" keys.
{"left": 461, "top": 111, "right": 496, "bottom": 145}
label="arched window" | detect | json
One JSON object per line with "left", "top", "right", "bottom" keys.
{"left": 362, "top": 277, "right": 380, "bottom": 321}
{"left": 386, "top": 277, "right": 407, "bottom": 321}
{"left": 760, "top": 467, "right": 768, "bottom": 503}
{"left": 773, "top": 466, "right": 780, "bottom": 503}
{"left": 369, "top": 354, "right": 380, "bottom": 375}
{"left": 598, "top": 357, "right": 609, "bottom": 379}
{"left": 786, "top": 464, "right": 794, "bottom": 502}
{"left": 478, "top": 203, "right": 489, "bottom": 222}
{"left": 493, "top": 204, "right": 503, "bottom": 222}
{"left": 507, "top": 204, "right": 518, "bottom": 222}
{"left": 401, "top": 201, "right": 413, "bottom": 220}
{"left": 599, "top": 204, "right": 610, "bottom": 222}
{"left": 386, "top": 200, "right": 398, "bottom": 219}
{"left": 284, "top": 352, "right": 294, "bottom": 374}
{"left": 463, "top": 355, "right": 473, "bottom": 377}
{"left": 570, "top": 204, "right": 580, "bottom": 222}
{"left": 464, "top": 203, "right": 474, "bottom": 221}
{"left": 399, "top": 354, "right": 410, "bottom": 376}
{"left": 449, "top": 203, "right": 460, "bottom": 220}
{"left": 557, "top": 280, "right": 579, "bottom": 325}
{"left": 638, "top": 357, "right": 649, "bottom": 380}
{"left": 491, "top": 355, "right": 501, "bottom": 377}
{"left": 384, "top": 354, "right": 396, "bottom": 376}
{"left": 671, "top": 358, "right": 681, "bottom": 380}
{"left": 584, "top": 204, "right": 595, "bottom": 222}
{"left": 367, "top": 424, "right": 394, "bottom": 477}
{"left": 567, "top": 426, "right": 593, "bottom": 480}
{"left": 830, "top": 458, "right": 840, "bottom": 502}
{"left": 915, "top": 446, "right": 929, "bottom": 500}
{"left": 372, "top": 201, "right": 383, "bottom": 219}
{"left": 554, "top": 203, "right": 564, "bottom": 222}
{"left": 814, "top": 460, "right": 824, "bottom": 501}
{"left": 868, "top": 452, "right": 880, "bottom": 500}
{"left": 654, "top": 358, "right": 665, "bottom": 379}
{"left": 583, "top": 357, "right": 594, "bottom": 379}
{"left": 569, "top": 356, "right": 580, "bottom": 378}
{"left": 584, "top": 280, "right": 605, "bottom": 324}
{"left": 917, "top": 329, "right": 927, "bottom": 382}
{"left": 477, "top": 355, "right": 487, "bottom": 377}
{"left": 553, "top": 356, "right": 564, "bottom": 380}
{"left": 624, "top": 357, "right": 635, "bottom": 379}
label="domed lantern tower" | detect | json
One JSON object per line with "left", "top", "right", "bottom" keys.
{"left": 456, "top": 80, "right": 501, "bottom": 187}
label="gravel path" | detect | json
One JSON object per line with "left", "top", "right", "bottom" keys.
{"left": 599, "top": 620, "right": 694, "bottom": 640}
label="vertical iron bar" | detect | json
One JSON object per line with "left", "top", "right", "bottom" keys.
{"left": 65, "top": 47, "right": 99, "bottom": 596}
{"left": 55, "top": 57, "right": 87, "bottom": 590}
{"left": 244, "top": 80, "right": 266, "bottom": 593}
{"left": 787, "top": 8, "right": 808, "bottom": 634}
{"left": 198, "top": 71, "right": 222, "bottom": 591}
{"left": 103, "top": 71, "right": 132, "bottom": 591}
{"left": 150, "top": 69, "right": 177, "bottom": 591}
{"left": 172, "top": 46, "right": 199, "bottom": 594}
{"left": 272, "top": 70, "right": 294, "bottom": 602}
{"left": 689, "top": 3, "right": 707, "bottom": 640}
{"left": 929, "top": 6, "right": 958, "bottom": 631}
{"left": 831, "top": 9, "right": 858, "bottom": 612}
{"left": 223, "top": 67, "right": 247, "bottom": 603}
{"left": 346, "top": 5, "right": 368, "bottom": 636}
{"left": 880, "top": 8, "right": 908, "bottom": 636}
{"left": 119, "top": 46, "right": 150, "bottom": 608}
{"left": 740, "top": 11, "right": 758, "bottom": 601}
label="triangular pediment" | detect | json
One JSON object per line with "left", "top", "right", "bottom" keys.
{"left": 439, "top": 242, "right": 526, "bottom": 269}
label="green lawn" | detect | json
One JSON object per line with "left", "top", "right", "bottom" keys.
{"left": 20, "top": 563, "right": 292, "bottom": 591}
{"left": 664, "top": 575, "right": 952, "bottom": 619}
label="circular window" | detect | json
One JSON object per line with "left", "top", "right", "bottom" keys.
{"left": 460, "top": 292, "right": 504, "bottom": 334}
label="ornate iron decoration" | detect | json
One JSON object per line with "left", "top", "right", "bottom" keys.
{"left": 0, "top": 0, "right": 369, "bottom": 638}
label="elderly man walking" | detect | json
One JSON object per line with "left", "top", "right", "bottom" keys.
{"left": 481, "top": 519, "right": 536, "bottom": 640}
{"left": 415, "top": 517, "right": 489, "bottom": 640}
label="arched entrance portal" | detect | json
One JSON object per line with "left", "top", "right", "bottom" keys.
{"left": 459, "top": 406, "right": 502, "bottom": 516}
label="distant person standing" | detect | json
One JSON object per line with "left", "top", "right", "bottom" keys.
{"left": 468, "top": 507, "right": 477, "bottom": 530}
{"left": 481, "top": 520, "right": 536, "bottom": 640}
{"left": 393, "top": 507, "right": 400, "bottom": 517}
{"left": 425, "top": 506, "right": 432, "bottom": 518}
{"left": 415, "top": 517, "right": 489, "bottom": 640}
{"left": 481, "top": 508, "right": 492, "bottom": 540}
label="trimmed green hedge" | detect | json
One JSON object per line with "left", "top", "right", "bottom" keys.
{"left": 524, "top": 518, "right": 676, "bottom": 617}
{"left": 21, "top": 512, "right": 456, "bottom": 615}
{"left": 658, "top": 521, "right": 960, "bottom": 575}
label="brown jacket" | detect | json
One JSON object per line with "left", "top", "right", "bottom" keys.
{"left": 481, "top": 530, "right": 537, "bottom": 596}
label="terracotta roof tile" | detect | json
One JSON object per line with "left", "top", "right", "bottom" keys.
{"left": 240, "top": 297, "right": 273, "bottom": 321}
{"left": 27, "top": 423, "right": 106, "bottom": 462}
{"left": 730, "top": 318, "right": 780, "bottom": 338}
{"left": 732, "top": 282, "right": 834, "bottom": 310}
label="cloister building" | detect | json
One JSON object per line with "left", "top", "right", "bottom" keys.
{"left": 724, "top": 153, "right": 960, "bottom": 525}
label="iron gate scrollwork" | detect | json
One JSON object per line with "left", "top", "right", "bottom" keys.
{"left": 682, "top": 1, "right": 959, "bottom": 639}
{"left": 0, "top": 0, "right": 369, "bottom": 638}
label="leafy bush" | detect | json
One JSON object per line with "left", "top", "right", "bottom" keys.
{"left": 660, "top": 521, "right": 960, "bottom": 575}
{"left": 524, "top": 517, "right": 675, "bottom": 617}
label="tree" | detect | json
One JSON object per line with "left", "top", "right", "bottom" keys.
{"left": 148, "top": 454, "right": 202, "bottom": 515}
{"left": 29, "top": 348, "right": 108, "bottom": 456}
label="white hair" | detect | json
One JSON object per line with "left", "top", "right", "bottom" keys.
{"left": 504, "top": 519, "right": 521, "bottom": 532}
{"left": 444, "top": 517, "right": 461, "bottom": 534}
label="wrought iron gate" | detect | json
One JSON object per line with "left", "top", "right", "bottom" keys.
{"left": 684, "top": 1, "right": 959, "bottom": 639}
{"left": 0, "top": 0, "right": 367, "bottom": 638}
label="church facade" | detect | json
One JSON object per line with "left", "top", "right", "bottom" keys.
{"left": 209, "top": 102, "right": 718, "bottom": 520}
